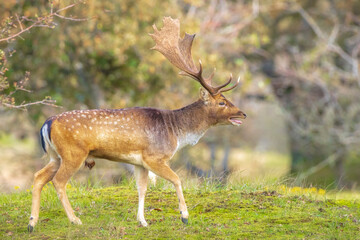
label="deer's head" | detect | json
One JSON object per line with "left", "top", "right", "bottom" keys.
{"left": 199, "top": 88, "right": 246, "bottom": 126}
{"left": 150, "top": 17, "right": 246, "bottom": 126}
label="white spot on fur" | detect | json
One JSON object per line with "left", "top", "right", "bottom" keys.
{"left": 89, "top": 126, "right": 92, "bottom": 130}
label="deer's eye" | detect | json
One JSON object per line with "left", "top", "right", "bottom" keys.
{"left": 219, "top": 101, "right": 226, "bottom": 106}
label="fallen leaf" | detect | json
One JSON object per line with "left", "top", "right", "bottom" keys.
{"left": 150, "top": 208, "right": 163, "bottom": 212}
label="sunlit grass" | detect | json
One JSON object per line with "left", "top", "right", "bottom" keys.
{"left": 326, "top": 191, "right": 360, "bottom": 201}
{"left": 275, "top": 185, "right": 326, "bottom": 197}
{"left": 2, "top": 177, "right": 360, "bottom": 239}
{"left": 14, "top": 175, "right": 360, "bottom": 201}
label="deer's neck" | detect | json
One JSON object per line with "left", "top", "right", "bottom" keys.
{"left": 168, "top": 100, "right": 212, "bottom": 150}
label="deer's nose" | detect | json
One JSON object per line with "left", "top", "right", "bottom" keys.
{"left": 243, "top": 113, "right": 247, "bottom": 119}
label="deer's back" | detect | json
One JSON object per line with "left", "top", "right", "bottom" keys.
{"left": 47, "top": 108, "right": 178, "bottom": 163}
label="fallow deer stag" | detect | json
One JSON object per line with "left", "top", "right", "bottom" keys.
{"left": 28, "top": 17, "right": 246, "bottom": 232}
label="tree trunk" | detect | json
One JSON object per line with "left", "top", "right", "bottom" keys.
{"left": 208, "top": 142, "right": 216, "bottom": 178}
{"left": 335, "top": 155, "right": 346, "bottom": 189}
{"left": 222, "top": 144, "right": 231, "bottom": 179}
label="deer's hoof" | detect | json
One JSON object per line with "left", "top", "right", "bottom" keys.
{"left": 27, "top": 224, "right": 34, "bottom": 233}
{"left": 71, "top": 217, "right": 82, "bottom": 225}
{"left": 140, "top": 221, "right": 148, "bottom": 227}
{"left": 181, "top": 217, "right": 188, "bottom": 224}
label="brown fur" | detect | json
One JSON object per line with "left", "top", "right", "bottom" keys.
{"left": 28, "top": 17, "right": 247, "bottom": 231}
{"left": 28, "top": 91, "right": 246, "bottom": 230}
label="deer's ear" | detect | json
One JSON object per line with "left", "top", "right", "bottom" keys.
{"left": 199, "top": 88, "right": 210, "bottom": 104}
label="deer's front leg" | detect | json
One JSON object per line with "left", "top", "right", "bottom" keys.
{"left": 143, "top": 159, "right": 189, "bottom": 224}
{"left": 134, "top": 165, "right": 149, "bottom": 227}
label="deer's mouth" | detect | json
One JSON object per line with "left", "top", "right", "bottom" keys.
{"left": 229, "top": 117, "right": 243, "bottom": 126}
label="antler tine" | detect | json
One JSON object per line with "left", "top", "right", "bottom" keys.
{"left": 180, "top": 59, "right": 217, "bottom": 95}
{"left": 198, "top": 59, "right": 203, "bottom": 76}
{"left": 219, "top": 74, "right": 241, "bottom": 93}
{"left": 211, "top": 73, "right": 232, "bottom": 94}
{"left": 150, "top": 17, "right": 239, "bottom": 96}
{"left": 195, "top": 60, "right": 222, "bottom": 95}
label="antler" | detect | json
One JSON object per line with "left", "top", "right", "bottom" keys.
{"left": 149, "top": 17, "right": 239, "bottom": 95}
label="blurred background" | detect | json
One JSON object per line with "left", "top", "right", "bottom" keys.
{"left": 1, "top": 0, "right": 360, "bottom": 193}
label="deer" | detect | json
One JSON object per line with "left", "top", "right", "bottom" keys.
{"left": 27, "top": 17, "right": 247, "bottom": 232}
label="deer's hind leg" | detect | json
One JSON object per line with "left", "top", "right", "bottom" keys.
{"left": 28, "top": 153, "right": 60, "bottom": 232}
{"left": 52, "top": 147, "right": 89, "bottom": 225}
{"left": 143, "top": 158, "right": 189, "bottom": 224}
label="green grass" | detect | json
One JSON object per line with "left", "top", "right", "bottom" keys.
{"left": 1, "top": 178, "right": 359, "bottom": 239}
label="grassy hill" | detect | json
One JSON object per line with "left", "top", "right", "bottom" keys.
{"left": 1, "top": 179, "right": 359, "bottom": 239}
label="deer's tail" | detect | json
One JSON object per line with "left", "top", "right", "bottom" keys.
{"left": 40, "top": 118, "right": 55, "bottom": 153}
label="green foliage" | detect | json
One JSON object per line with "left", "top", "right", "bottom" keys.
{"left": 1, "top": 182, "right": 359, "bottom": 239}
{"left": 2, "top": 0, "right": 360, "bottom": 187}
{"left": 3, "top": 0, "right": 196, "bottom": 112}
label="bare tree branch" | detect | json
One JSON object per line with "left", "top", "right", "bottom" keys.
{"left": 296, "top": 5, "right": 360, "bottom": 86}
{"left": 0, "top": 2, "right": 89, "bottom": 43}
{"left": 0, "top": 1, "right": 89, "bottom": 110}
{"left": 2, "top": 99, "right": 59, "bottom": 110}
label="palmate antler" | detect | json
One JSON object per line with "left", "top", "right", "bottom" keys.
{"left": 149, "top": 17, "right": 239, "bottom": 96}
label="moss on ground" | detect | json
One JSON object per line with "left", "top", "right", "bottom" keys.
{"left": 1, "top": 181, "right": 359, "bottom": 239}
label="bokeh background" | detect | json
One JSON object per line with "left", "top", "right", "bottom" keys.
{"left": 1, "top": 0, "right": 360, "bottom": 193}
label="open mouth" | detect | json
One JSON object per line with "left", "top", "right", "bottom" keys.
{"left": 229, "top": 117, "right": 243, "bottom": 126}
